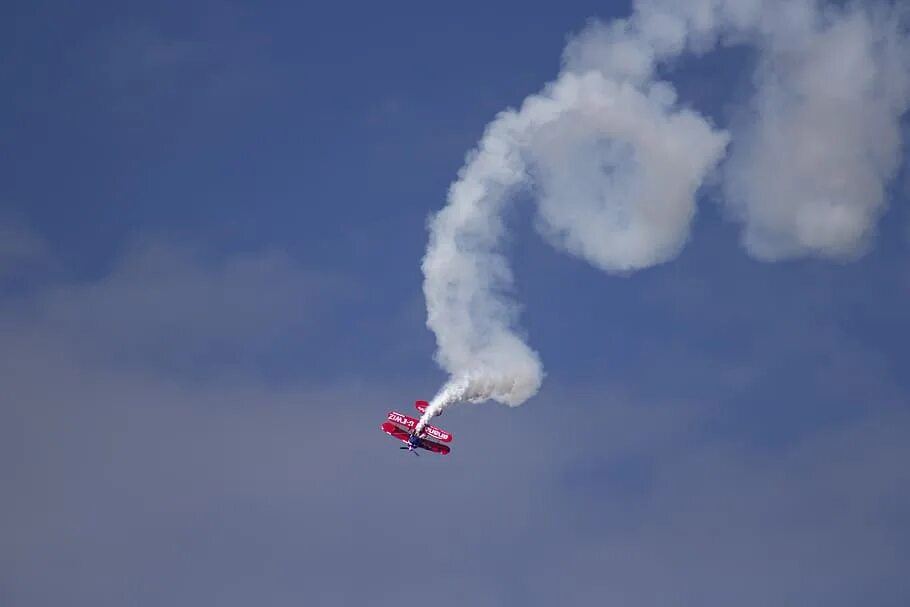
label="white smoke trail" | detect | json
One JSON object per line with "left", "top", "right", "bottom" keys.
{"left": 419, "top": 0, "right": 910, "bottom": 423}
{"left": 724, "top": 4, "right": 910, "bottom": 259}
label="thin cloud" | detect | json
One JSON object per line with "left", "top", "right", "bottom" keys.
{"left": 0, "top": 219, "right": 53, "bottom": 281}
{"left": 1, "top": 237, "right": 338, "bottom": 375}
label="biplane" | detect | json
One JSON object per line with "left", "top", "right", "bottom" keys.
{"left": 380, "top": 400, "right": 452, "bottom": 456}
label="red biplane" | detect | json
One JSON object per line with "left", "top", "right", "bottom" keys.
{"left": 380, "top": 400, "right": 452, "bottom": 456}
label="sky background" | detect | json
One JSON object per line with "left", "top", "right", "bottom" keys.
{"left": 2, "top": 1, "right": 909, "bottom": 606}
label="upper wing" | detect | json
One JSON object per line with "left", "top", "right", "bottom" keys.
{"left": 380, "top": 422, "right": 451, "bottom": 455}
{"left": 387, "top": 410, "right": 419, "bottom": 432}
{"left": 421, "top": 424, "right": 452, "bottom": 443}
{"left": 387, "top": 411, "right": 453, "bottom": 443}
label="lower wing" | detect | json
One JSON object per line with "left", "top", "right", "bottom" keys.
{"left": 418, "top": 438, "right": 450, "bottom": 455}
{"left": 380, "top": 422, "right": 410, "bottom": 444}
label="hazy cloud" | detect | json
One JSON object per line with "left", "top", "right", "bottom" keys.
{"left": 0, "top": 220, "right": 52, "bottom": 281}
{"left": 0, "top": 237, "right": 334, "bottom": 374}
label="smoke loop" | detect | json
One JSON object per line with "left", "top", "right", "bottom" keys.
{"left": 420, "top": 0, "right": 910, "bottom": 419}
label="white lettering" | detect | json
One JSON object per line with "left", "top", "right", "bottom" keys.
{"left": 388, "top": 412, "right": 417, "bottom": 429}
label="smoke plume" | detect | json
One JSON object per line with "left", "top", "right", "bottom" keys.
{"left": 419, "top": 0, "right": 910, "bottom": 423}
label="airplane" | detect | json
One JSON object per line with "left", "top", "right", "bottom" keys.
{"left": 380, "top": 401, "right": 452, "bottom": 456}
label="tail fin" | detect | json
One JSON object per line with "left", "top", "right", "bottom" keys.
{"left": 415, "top": 400, "right": 430, "bottom": 414}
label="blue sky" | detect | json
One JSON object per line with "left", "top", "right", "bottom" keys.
{"left": 2, "top": 1, "right": 909, "bottom": 606}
